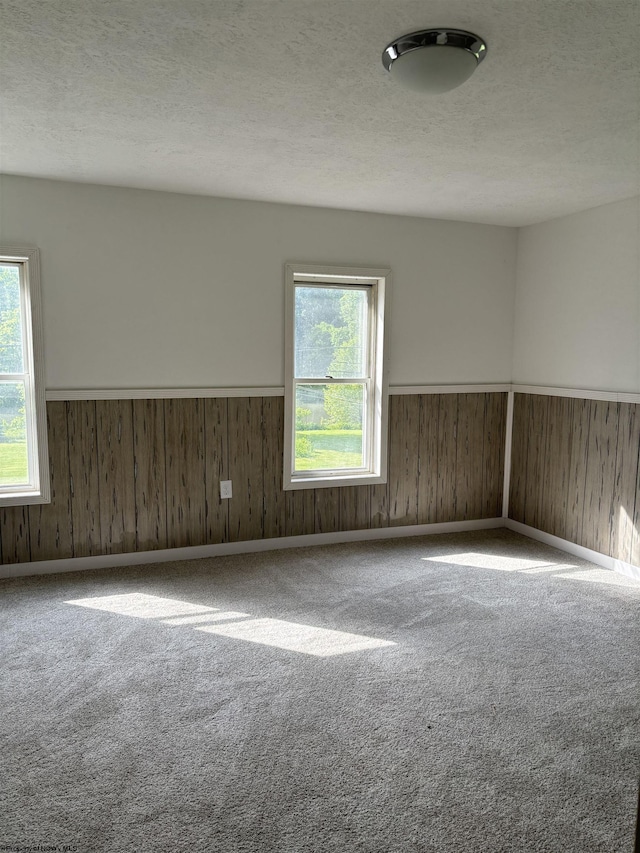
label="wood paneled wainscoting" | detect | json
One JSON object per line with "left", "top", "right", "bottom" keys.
{"left": 0, "top": 393, "right": 507, "bottom": 565}
{"left": 509, "top": 393, "right": 640, "bottom": 568}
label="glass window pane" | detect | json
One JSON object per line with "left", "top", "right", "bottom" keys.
{"left": 295, "top": 384, "right": 365, "bottom": 471}
{"left": 0, "top": 380, "right": 28, "bottom": 486}
{"left": 0, "top": 265, "right": 24, "bottom": 373}
{"left": 294, "top": 286, "right": 368, "bottom": 379}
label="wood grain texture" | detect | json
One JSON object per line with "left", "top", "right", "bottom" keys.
{"left": 29, "top": 402, "right": 73, "bottom": 561}
{"left": 262, "top": 396, "right": 285, "bottom": 540}
{"left": 523, "top": 395, "right": 549, "bottom": 530}
{"left": 482, "top": 393, "right": 506, "bottom": 519}
{"left": 509, "top": 393, "right": 640, "bottom": 567}
{"left": 611, "top": 403, "right": 640, "bottom": 564}
{"left": 581, "top": 401, "right": 618, "bottom": 554}
{"left": 508, "top": 394, "right": 528, "bottom": 524}
{"left": 541, "top": 396, "right": 574, "bottom": 539}
{"left": 228, "top": 397, "right": 263, "bottom": 542}
{"left": 632, "top": 439, "right": 640, "bottom": 569}
{"left": 285, "top": 488, "right": 316, "bottom": 537}
{"left": 369, "top": 481, "right": 389, "bottom": 529}
{"left": 96, "top": 400, "right": 137, "bottom": 554}
{"left": 417, "top": 394, "right": 439, "bottom": 524}
{"left": 164, "top": 398, "right": 206, "bottom": 548}
{"left": 369, "top": 400, "right": 391, "bottom": 530}
{"left": 0, "top": 391, "right": 511, "bottom": 565}
{"left": 455, "top": 394, "right": 485, "bottom": 521}
{"left": 133, "top": 399, "right": 167, "bottom": 552}
{"left": 565, "top": 398, "right": 592, "bottom": 546}
{"left": 436, "top": 394, "right": 458, "bottom": 523}
{"left": 67, "top": 400, "right": 101, "bottom": 557}
{"left": 388, "top": 395, "right": 419, "bottom": 526}
{"left": 204, "top": 398, "right": 229, "bottom": 545}
{"left": 314, "top": 487, "right": 341, "bottom": 534}
{"left": 0, "top": 506, "right": 31, "bottom": 564}
{"left": 340, "top": 486, "right": 370, "bottom": 531}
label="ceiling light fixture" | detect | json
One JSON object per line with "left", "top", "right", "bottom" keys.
{"left": 382, "top": 28, "right": 487, "bottom": 94}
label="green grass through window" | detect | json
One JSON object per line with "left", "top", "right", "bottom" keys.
{"left": 0, "top": 442, "right": 28, "bottom": 485}
{"left": 295, "top": 429, "right": 363, "bottom": 471}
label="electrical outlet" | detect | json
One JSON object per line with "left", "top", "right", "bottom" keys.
{"left": 220, "top": 480, "right": 233, "bottom": 500}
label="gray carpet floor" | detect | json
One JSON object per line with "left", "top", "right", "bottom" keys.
{"left": 1, "top": 529, "right": 639, "bottom": 852}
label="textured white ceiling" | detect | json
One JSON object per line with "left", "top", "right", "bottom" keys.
{"left": 0, "top": 0, "right": 638, "bottom": 226}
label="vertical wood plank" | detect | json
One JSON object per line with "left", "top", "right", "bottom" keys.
{"left": 565, "top": 398, "right": 591, "bottom": 546}
{"left": 285, "top": 488, "right": 316, "bottom": 537}
{"left": 0, "top": 506, "right": 31, "bottom": 564}
{"left": 482, "top": 393, "right": 507, "bottom": 519}
{"left": 204, "top": 398, "right": 229, "bottom": 545}
{"left": 164, "top": 398, "right": 206, "bottom": 549}
{"left": 523, "top": 395, "right": 549, "bottom": 530}
{"left": 417, "top": 394, "right": 439, "bottom": 524}
{"left": 508, "top": 394, "right": 527, "bottom": 523}
{"left": 455, "top": 394, "right": 485, "bottom": 521}
{"left": 262, "top": 396, "right": 285, "bottom": 540}
{"left": 68, "top": 400, "right": 101, "bottom": 557}
{"left": 436, "top": 394, "right": 458, "bottom": 523}
{"left": 542, "top": 396, "right": 574, "bottom": 539}
{"left": 369, "top": 482, "right": 389, "bottom": 529}
{"left": 314, "top": 487, "right": 341, "bottom": 533}
{"left": 8, "top": 390, "right": 636, "bottom": 568}
{"left": 228, "top": 397, "right": 264, "bottom": 542}
{"left": 611, "top": 403, "right": 640, "bottom": 564}
{"left": 370, "top": 402, "right": 391, "bottom": 529}
{"left": 581, "top": 400, "right": 619, "bottom": 554}
{"left": 29, "top": 401, "right": 73, "bottom": 561}
{"left": 388, "top": 395, "right": 420, "bottom": 526}
{"left": 340, "top": 486, "right": 370, "bottom": 531}
{"left": 538, "top": 396, "right": 555, "bottom": 536}
{"left": 632, "top": 415, "right": 640, "bottom": 568}
{"left": 132, "top": 399, "right": 167, "bottom": 552}
{"left": 96, "top": 400, "right": 136, "bottom": 555}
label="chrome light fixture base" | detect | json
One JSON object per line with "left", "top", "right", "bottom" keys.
{"left": 382, "top": 28, "right": 488, "bottom": 93}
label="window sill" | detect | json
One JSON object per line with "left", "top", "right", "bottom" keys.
{"left": 0, "top": 489, "right": 51, "bottom": 507}
{"left": 284, "top": 472, "right": 387, "bottom": 491}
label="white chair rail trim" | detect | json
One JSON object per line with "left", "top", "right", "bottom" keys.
{"left": 45, "top": 383, "right": 640, "bottom": 403}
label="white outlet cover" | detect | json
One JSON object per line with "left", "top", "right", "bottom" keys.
{"left": 220, "top": 480, "right": 233, "bottom": 499}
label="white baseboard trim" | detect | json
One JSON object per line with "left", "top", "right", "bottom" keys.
{"left": 505, "top": 519, "right": 640, "bottom": 582}
{"left": 4, "top": 517, "right": 638, "bottom": 582}
{"left": 0, "top": 517, "right": 504, "bottom": 579}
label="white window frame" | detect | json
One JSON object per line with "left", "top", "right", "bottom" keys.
{"left": 0, "top": 247, "right": 50, "bottom": 506}
{"left": 284, "top": 263, "right": 390, "bottom": 491}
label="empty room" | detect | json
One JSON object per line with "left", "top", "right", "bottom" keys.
{"left": 1, "top": 1, "right": 639, "bottom": 851}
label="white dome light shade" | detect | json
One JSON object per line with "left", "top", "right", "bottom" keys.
{"left": 382, "top": 29, "right": 487, "bottom": 94}
{"left": 390, "top": 46, "right": 478, "bottom": 93}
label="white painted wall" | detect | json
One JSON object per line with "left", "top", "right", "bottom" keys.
{"left": 0, "top": 176, "right": 516, "bottom": 391}
{"left": 513, "top": 197, "right": 640, "bottom": 393}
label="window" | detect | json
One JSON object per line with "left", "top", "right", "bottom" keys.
{"left": 284, "top": 264, "right": 390, "bottom": 490}
{"left": 0, "top": 247, "right": 49, "bottom": 506}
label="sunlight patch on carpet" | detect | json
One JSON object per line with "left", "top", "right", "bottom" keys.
{"left": 163, "top": 611, "right": 250, "bottom": 626}
{"left": 423, "top": 553, "right": 577, "bottom": 572}
{"left": 65, "top": 593, "right": 395, "bottom": 657}
{"left": 65, "top": 592, "right": 215, "bottom": 619}
{"left": 422, "top": 552, "right": 640, "bottom": 589}
{"left": 195, "top": 617, "right": 395, "bottom": 656}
